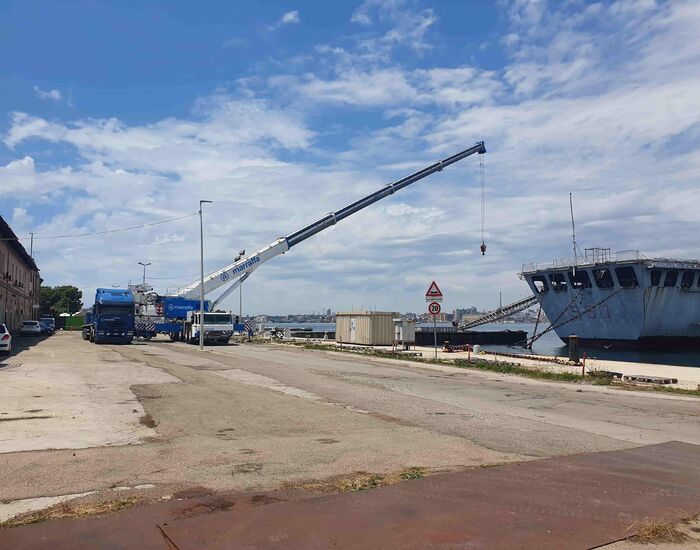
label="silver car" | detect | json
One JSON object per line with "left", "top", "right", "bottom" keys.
{"left": 0, "top": 323, "right": 11, "bottom": 354}
{"left": 20, "top": 320, "right": 42, "bottom": 336}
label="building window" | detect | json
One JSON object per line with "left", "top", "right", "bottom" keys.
{"left": 567, "top": 269, "right": 592, "bottom": 289}
{"left": 593, "top": 268, "right": 615, "bottom": 289}
{"left": 664, "top": 270, "right": 678, "bottom": 287}
{"left": 615, "top": 266, "right": 639, "bottom": 289}
{"left": 549, "top": 272, "right": 568, "bottom": 292}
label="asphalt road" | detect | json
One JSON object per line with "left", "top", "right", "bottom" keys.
{"left": 1, "top": 332, "right": 699, "bottom": 513}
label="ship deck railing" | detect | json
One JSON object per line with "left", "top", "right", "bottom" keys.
{"left": 521, "top": 249, "right": 646, "bottom": 274}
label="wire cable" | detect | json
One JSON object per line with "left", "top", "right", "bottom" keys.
{"left": 0, "top": 212, "right": 197, "bottom": 241}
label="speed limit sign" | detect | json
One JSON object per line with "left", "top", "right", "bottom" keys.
{"left": 428, "top": 302, "right": 441, "bottom": 315}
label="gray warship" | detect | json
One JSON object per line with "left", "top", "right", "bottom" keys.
{"left": 521, "top": 248, "right": 700, "bottom": 348}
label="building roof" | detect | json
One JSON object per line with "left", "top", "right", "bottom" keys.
{"left": 0, "top": 215, "right": 39, "bottom": 272}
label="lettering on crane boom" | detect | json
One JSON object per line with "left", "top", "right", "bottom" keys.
{"left": 220, "top": 256, "right": 261, "bottom": 281}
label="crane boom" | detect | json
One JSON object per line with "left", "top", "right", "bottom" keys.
{"left": 176, "top": 141, "right": 486, "bottom": 301}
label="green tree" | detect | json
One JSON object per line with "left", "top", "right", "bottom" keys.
{"left": 40, "top": 285, "right": 83, "bottom": 316}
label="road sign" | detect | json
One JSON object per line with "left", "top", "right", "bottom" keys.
{"left": 428, "top": 302, "right": 441, "bottom": 315}
{"left": 425, "top": 281, "right": 443, "bottom": 302}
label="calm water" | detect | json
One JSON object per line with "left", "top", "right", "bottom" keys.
{"left": 263, "top": 321, "right": 700, "bottom": 367}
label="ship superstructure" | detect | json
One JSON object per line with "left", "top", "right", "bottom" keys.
{"left": 521, "top": 248, "right": 700, "bottom": 348}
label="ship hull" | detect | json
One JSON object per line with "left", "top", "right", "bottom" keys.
{"left": 560, "top": 335, "right": 700, "bottom": 350}
{"left": 522, "top": 253, "right": 700, "bottom": 350}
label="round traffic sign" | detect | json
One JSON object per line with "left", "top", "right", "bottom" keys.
{"left": 428, "top": 302, "right": 441, "bottom": 315}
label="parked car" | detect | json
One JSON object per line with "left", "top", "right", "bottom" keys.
{"left": 0, "top": 324, "right": 11, "bottom": 354}
{"left": 20, "top": 320, "right": 42, "bottom": 336}
{"left": 40, "top": 316, "right": 55, "bottom": 331}
{"left": 39, "top": 321, "right": 55, "bottom": 335}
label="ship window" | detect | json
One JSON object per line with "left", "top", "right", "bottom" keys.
{"left": 650, "top": 269, "right": 662, "bottom": 286}
{"left": 664, "top": 270, "right": 678, "bottom": 287}
{"left": 681, "top": 271, "right": 695, "bottom": 289}
{"left": 615, "top": 266, "right": 639, "bottom": 289}
{"left": 567, "top": 269, "right": 591, "bottom": 289}
{"left": 593, "top": 268, "right": 614, "bottom": 289}
{"left": 531, "top": 275, "right": 549, "bottom": 293}
{"left": 549, "top": 272, "right": 568, "bottom": 292}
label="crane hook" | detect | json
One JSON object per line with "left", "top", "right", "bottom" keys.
{"left": 479, "top": 152, "right": 487, "bottom": 257}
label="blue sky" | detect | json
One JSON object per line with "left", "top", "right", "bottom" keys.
{"left": 2, "top": 0, "right": 700, "bottom": 314}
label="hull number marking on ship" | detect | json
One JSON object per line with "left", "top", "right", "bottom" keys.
{"left": 569, "top": 304, "right": 612, "bottom": 320}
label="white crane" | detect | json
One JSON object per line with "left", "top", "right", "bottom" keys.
{"left": 175, "top": 141, "right": 487, "bottom": 309}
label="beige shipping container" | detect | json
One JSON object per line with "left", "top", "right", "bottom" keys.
{"left": 335, "top": 312, "right": 398, "bottom": 345}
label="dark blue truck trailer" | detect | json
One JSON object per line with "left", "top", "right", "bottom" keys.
{"left": 82, "top": 288, "right": 135, "bottom": 344}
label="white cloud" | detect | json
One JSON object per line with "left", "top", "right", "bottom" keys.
{"left": 268, "top": 10, "right": 300, "bottom": 31}
{"left": 281, "top": 10, "right": 300, "bottom": 25}
{"left": 33, "top": 86, "right": 62, "bottom": 101}
{"left": 11, "top": 207, "right": 33, "bottom": 227}
{"left": 352, "top": 0, "right": 437, "bottom": 58}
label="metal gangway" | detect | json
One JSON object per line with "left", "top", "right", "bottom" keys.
{"left": 458, "top": 295, "right": 538, "bottom": 330}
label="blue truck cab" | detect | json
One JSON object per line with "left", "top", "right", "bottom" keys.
{"left": 82, "top": 288, "right": 135, "bottom": 344}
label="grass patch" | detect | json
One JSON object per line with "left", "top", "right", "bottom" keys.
{"left": 1, "top": 498, "right": 139, "bottom": 529}
{"left": 336, "top": 472, "right": 384, "bottom": 492}
{"left": 285, "top": 341, "right": 700, "bottom": 397}
{"left": 628, "top": 517, "right": 689, "bottom": 544}
{"left": 284, "top": 467, "right": 430, "bottom": 494}
{"left": 453, "top": 358, "right": 582, "bottom": 382}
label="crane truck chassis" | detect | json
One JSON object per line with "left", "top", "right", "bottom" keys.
{"left": 133, "top": 294, "right": 244, "bottom": 344}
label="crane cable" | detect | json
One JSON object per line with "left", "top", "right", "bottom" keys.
{"left": 479, "top": 153, "right": 487, "bottom": 255}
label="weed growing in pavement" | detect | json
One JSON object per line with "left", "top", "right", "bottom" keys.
{"left": 400, "top": 467, "right": 427, "bottom": 480}
{"left": 627, "top": 517, "right": 689, "bottom": 544}
{"left": 0, "top": 498, "right": 139, "bottom": 529}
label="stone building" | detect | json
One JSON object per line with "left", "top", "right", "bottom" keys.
{"left": 0, "top": 216, "right": 41, "bottom": 331}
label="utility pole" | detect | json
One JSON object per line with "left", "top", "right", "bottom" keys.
{"left": 199, "top": 200, "right": 213, "bottom": 350}
{"left": 138, "top": 262, "right": 151, "bottom": 284}
{"left": 30, "top": 232, "right": 34, "bottom": 258}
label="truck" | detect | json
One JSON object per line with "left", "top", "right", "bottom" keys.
{"left": 82, "top": 288, "right": 135, "bottom": 344}
{"left": 134, "top": 294, "right": 240, "bottom": 344}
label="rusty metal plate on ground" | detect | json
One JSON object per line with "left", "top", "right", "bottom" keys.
{"left": 160, "top": 442, "right": 700, "bottom": 550}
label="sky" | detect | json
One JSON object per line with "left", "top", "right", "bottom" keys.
{"left": 2, "top": 0, "right": 700, "bottom": 315}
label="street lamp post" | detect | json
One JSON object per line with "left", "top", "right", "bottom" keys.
{"left": 199, "top": 200, "right": 213, "bottom": 350}
{"left": 138, "top": 262, "right": 151, "bottom": 284}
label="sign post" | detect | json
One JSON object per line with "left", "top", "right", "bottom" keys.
{"left": 426, "top": 281, "right": 444, "bottom": 360}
